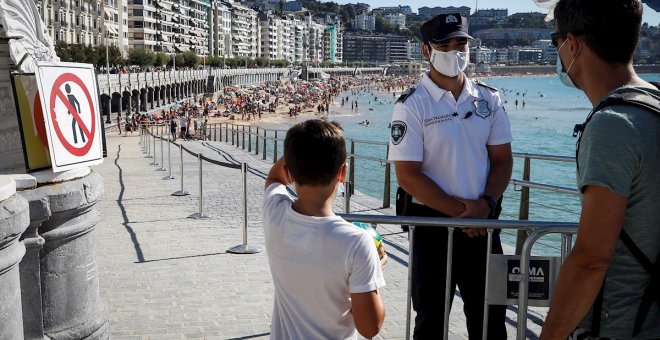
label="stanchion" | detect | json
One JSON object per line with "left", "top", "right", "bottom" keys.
{"left": 188, "top": 153, "right": 210, "bottom": 219}
{"left": 150, "top": 134, "right": 158, "bottom": 165}
{"left": 157, "top": 137, "right": 167, "bottom": 171}
{"left": 228, "top": 163, "right": 262, "bottom": 254}
{"left": 163, "top": 137, "right": 175, "bottom": 180}
{"left": 172, "top": 144, "right": 190, "bottom": 196}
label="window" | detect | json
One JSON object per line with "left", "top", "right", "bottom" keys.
{"left": 133, "top": 9, "right": 143, "bottom": 16}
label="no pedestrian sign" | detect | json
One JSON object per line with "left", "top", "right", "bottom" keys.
{"left": 36, "top": 62, "right": 103, "bottom": 172}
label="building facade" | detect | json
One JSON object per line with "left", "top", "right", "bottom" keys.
{"left": 343, "top": 33, "right": 408, "bottom": 64}
{"left": 352, "top": 13, "right": 375, "bottom": 31}
{"left": 384, "top": 13, "right": 406, "bottom": 29}
{"left": 418, "top": 6, "right": 471, "bottom": 18}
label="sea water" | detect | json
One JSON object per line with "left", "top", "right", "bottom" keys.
{"left": 328, "top": 74, "right": 660, "bottom": 254}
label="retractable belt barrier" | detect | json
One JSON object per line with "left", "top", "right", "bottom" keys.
{"left": 141, "top": 123, "right": 262, "bottom": 254}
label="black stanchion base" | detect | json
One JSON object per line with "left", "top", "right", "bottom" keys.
{"left": 172, "top": 191, "right": 190, "bottom": 196}
{"left": 157, "top": 167, "right": 167, "bottom": 171}
{"left": 162, "top": 176, "right": 176, "bottom": 180}
{"left": 227, "top": 244, "right": 262, "bottom": 254}
{"left": 145, "top": 155, "right": 154, "bottom": 158}
{"left": 187, "top": 213, "right": 210, "bottom": 220}
{"left": 150, "top": 161, "right": 159, "bottom": 165}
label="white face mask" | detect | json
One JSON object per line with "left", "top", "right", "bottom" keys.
{"left": 428, "top": 45, "right": 469, "bottom": 77}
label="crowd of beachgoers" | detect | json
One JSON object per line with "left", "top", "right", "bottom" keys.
{"left": 115, "top": 74, "right": 422, "bottom": 139}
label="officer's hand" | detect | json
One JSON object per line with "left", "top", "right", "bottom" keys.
{"left": 456, "top": 198, "right": 489, "bottom": 238}
{"left": 456, "top": 198, "right": 490, "bottom": 219}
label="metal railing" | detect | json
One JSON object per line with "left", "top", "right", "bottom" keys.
{"left": 338, "top": 213, "right": 577, "bottom": 340}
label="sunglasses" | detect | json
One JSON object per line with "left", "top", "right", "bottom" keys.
{"left": 550, "top": 32, "right": 568, "bottom": 48}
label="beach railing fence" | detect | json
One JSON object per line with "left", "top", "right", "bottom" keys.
{"left": 149, "top": 120, "right": 582, "bottom": 253}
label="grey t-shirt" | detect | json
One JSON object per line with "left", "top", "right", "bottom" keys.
{"left": 577, "top": 87, "right": 660, "bottom": 338}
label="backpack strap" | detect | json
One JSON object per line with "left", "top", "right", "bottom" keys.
{"left": 620, "top": 229, "right": 660, "bottom": 336}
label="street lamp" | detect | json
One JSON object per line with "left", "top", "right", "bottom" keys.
{"left": 105, "top": 31, "right": 111, "bottom": 123}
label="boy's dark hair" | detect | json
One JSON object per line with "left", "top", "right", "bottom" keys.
{"left": 284, "top": 120, "right": 346, "bottom": 186}
{"left": 554, "top": 0, "right": 642, "bottom": 64}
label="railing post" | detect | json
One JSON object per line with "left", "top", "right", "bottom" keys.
{"left": 344, "top": 181, "right": 351, "bottom": 213}
{"left": 224, "top": 122, "right": 228, "bottom": 142}
{"left": 248, "top": 126, "right": 252, "bottom": 152}
{"left": 150, "top": 131, "right": 158, "bottom": 165}
{"left": 242, "top": 125, "right": 246, "bottom": 149}
{"left": 231, "top": 124, "right": 235, "bottom": 145}
{"left": 273, "top": 131, "right": 278, "bottom": 163}
{"left": 383, "top": 161, "right": 391, "bottom": 208}
{"left": 158, "top": 136, "right": 166, "bottom": 171}
{"left": 227, "top": 163, "right": 262, "bottom": 254}
{"left": 262, "top": 129, "right": 267, "bottom": 161}
{"left": 349, "top": 140, "right": 355, "bottom": 194}
{"left": 188, "top": 153, "right": 209, "bottom": 219}
{"left": 255, "top": 127, "right": 259, "bottom": 154}
{"left": 163, "top": 137, "right": 175, "bottom": 180}
{"left": 516, "top": 155, "right": 531, "bottom": 255}
{"left": 214, "top": 124, "right": 217, "bottom": 141}
{"left": 172, "top": 144, "right": 189, "bottom": 196}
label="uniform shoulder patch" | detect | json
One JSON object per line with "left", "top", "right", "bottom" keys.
{"left": 396, "top": 86, "right": 416, "bottom": 104}
{"left": 475, "top": 79, "right": 498, "bottom": 92}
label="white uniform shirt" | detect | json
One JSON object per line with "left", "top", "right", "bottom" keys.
{"left": 388, "top": 73, "right": 512, "bottom": 201}
{"left": 262, "top": 183, "right": 386, "bottom": 340}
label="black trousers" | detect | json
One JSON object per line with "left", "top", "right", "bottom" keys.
{"left": 409, "top": 202, "right": 507, "bottom": 340}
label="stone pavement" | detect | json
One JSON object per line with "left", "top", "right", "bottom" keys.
{"left": 94, "top": 127, "right": 546, "bottom": 339}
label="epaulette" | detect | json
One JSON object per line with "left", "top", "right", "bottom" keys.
{"left": 475, "top": 79, "right": 498, "bottom": 92}
{"left": 396, "top": 86, "right": 416, "bottom": 104}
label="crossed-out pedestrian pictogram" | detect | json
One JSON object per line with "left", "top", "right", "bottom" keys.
{"left": 49, "top": 73, "right": 96, "bottom": 157}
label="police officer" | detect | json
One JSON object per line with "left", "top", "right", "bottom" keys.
{"left": 388, "top": 13, "right": 512, "bottom": 339}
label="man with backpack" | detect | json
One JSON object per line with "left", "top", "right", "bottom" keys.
{"left": 541, "top": 0, "right": 659, "bottom": 338}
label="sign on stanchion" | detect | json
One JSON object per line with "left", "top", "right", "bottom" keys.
{"left": 228, "top": 163, "right": 262, "bottom": 254}
{"left": 486, "top": 255, "right": 561, "bottom": 307}
{"left": 35, "top": 62, "right": 103, "bottom": 172}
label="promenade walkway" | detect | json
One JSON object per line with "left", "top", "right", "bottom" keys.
{"left": 94, "top": 128, "right": 546, "bottom": 339}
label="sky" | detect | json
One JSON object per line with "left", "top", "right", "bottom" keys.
{"left": 331, "top": 0, "right": 660, "bottom": 26}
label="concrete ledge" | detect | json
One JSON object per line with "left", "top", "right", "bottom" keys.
{"left": 0, "top": 175, "right": 16, "bottom": 202}
{"left": 32, "top": 167, "right": 91, "bottom": 185}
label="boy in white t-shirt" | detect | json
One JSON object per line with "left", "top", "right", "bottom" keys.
{"left": 263, "top": 119, "right": 388, "bottom": 340}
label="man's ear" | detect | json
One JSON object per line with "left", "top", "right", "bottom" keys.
{"left": 567, "top": 33, "right": 582, "bottom": 59}
{"left": 337, "top": 163, "right": 347, "bottom": 184}
{"left": 421, "top": 43, "right": 431, "bottom": 61}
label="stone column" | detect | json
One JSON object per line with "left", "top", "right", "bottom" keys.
{"left": 20, "top": 168, "right": 109, "bottom": 339}
{"left": 0, "top": 176, "right": 30, "bottom": 339}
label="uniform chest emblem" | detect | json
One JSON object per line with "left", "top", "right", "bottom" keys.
{"left": 390, "top": 120, "right": 407, "bottom": 145}
{"left": 474, "top": 99, "right": 491, "bottom": 118}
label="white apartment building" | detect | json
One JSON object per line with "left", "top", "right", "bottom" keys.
{"left": 306, "top": 18, "right": 326, "bottom": 64}
{"left": 211, "top": 1, "right": 232, "bottom": 57}
{"left": 128, "top": 0, "right": 210, "bottom": 55}
{"left": 35, "top": 0, "right": 129, "bottom": 53}
{"left": 352, "top": 13, "right": 375, "bottom": 31}
{"left": 384, "top": 13, "right": 406, "bottom": 29}
{"left": 257, "top": 11, "right": 280, "bottom": 60}
{"left": 228, "top": 2, "right": 258, "bottom": 57}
